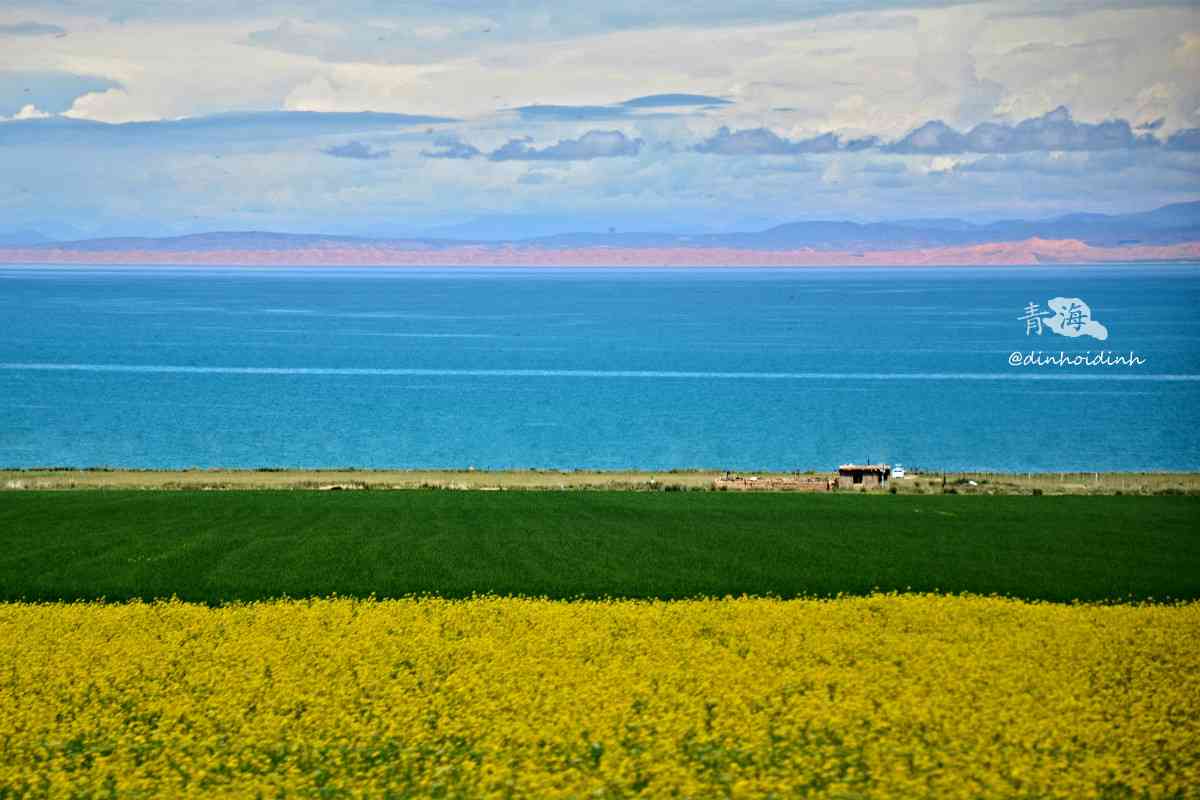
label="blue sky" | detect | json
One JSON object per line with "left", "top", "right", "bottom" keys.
{"left": 1, "top": 0, "right": 1198, "bottom": 240}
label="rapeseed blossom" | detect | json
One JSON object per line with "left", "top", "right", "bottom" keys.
{"left": 0, "top": 595, "right": 1196, "bottom": 798}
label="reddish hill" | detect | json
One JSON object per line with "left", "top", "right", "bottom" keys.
{"left": 1, "top": 237, "right": 1196, "bottom": 267}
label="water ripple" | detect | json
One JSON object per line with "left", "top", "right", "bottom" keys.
{"left": 2, "top": 362, "right": 1196, "bottom": 381}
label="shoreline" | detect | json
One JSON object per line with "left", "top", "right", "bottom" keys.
{"left": 3, "top": 468, "right": 1198, "bottom": 494}
{"left": 1, "top": 237, "right": 1199, "bottom": 268}
{"left": 3, "top": 260, "right": 1199, "bottom": 270}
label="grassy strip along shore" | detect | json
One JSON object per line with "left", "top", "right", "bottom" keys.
{"left": 1, "top": 490, "right": 1196, "bottom": 603}
{"left": 2, "top": 468, "right": 1199, "bottom": 494}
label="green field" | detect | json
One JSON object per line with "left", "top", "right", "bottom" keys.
{"left": 1, "top": 491, "right": 1197, "bottom": 603}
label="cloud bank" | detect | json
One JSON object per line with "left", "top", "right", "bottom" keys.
{"left": 422, "top": 135, "right": 482, "bottom": 159}
{"left": 695, "top": 127, "right": 842, "bottom": 155}
{"left": 489, "top": 130, "right": 643, "bottom": 161}
{"left": 322, "top": 140, "right": 390, "bottom": 159}
{"left": 696, "top": 108, "right": 1200, "bottom": 158}
{"left": 0, "top": 21, "right": 65, "bottom": 37}
{"left": 0, "top": 111, "right": 452, "bottom": 145}
{"left": 0, "top": 0, "right": 1196, "bottom": 240}
{"left": 512, "top": 93, "right": 733, "bottom": 121}
{"left": 887, "top": 107, "right": 1158, "bottom": 154}
{"left": 620, "top": 94, "right": 730, "bottom": 108}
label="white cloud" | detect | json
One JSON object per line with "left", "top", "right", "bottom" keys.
{"left": 64, "top": 89, "right": 160, "bottom": 123}
{"left": 977, "top": 6, "right": 1200, "bottom": 136}
{"left": 4, "top": 17, "right": 323, "bottom": 123}
{"left": 1, "top": 103, "right": 49, "bottom": 121}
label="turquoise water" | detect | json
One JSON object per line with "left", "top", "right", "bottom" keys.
{"left": 1, "top": 264, "right": 1198, "bottom": 471}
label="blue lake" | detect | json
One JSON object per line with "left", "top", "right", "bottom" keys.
{"left": 1, "top": 264, "right": 1198, "bottom": 471}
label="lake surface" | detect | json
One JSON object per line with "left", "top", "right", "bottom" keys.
{"left": 1, "top": 264, "right": 1198, "bottom": 471}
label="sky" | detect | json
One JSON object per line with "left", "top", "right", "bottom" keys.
{"left": 1, "top": 0, "right": 1198, "bottom": 240}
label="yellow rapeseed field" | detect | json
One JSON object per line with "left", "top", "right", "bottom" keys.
{"left": 1, "top": 595, "right": 1196, "bottom": 799}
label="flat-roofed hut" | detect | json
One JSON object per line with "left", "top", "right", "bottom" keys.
{"left": 837, "top": 464, "right": 891, "bottom": 489}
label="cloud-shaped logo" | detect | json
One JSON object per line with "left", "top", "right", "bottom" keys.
{"left": 1044, "top": 297, "right": 1108, "bottom": 341}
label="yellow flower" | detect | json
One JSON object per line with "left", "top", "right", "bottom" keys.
{"left": 0, "top": 595, "right": 1195, "bottom": 798}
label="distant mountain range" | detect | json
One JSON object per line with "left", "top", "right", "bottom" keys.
{"left": 1, "top": 201, "right": 1197, "bottom": 266}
